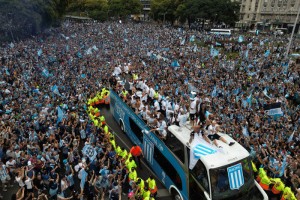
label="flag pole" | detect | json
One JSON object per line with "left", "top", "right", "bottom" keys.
{"left": 285, "top": 6, "right": 300, "bottom": 59}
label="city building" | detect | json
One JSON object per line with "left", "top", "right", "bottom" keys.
{"left": 140, "top": 0, "right": 151, "bottom": 20}
{"left": 237, "top": 0, "right": 300, "bottom": 33}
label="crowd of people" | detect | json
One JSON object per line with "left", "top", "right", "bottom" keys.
{"left": 0, "top": 18, "right": 300, "bottom": 200}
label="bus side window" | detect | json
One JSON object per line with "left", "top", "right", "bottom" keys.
{"left": 166, "top": 134, "right": 185, "bottom": 164}
{"left": 129, "top": 117, "right": 143, "bottom": 142}
{"left": 154, "top": 146, "right": 182, "bottom": 190}
{"left": 190, "top": 160, "right": 209, "bottom": 193}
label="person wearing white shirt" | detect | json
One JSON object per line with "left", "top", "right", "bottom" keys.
{"left": 5, "top": 157, "right": 16, "bottom": 173}
{"left": 189, "top": 98, "right": 197, "bottom": 126}
{"left": 123, "top": 64, "right": 129, "bottom": 74}
{"left": 150, "top": 118, "right": 167, "bottom": 140}
{"left": 143, "top": 82, "right": 150, "bottom": 94}
{"left": 203, "top": 120, "right": 235, "bottom": 148}
{"left": 149, "top": 86, "right": 155, "bottom": 99}
{"left": 154, "top": 100, "right": 160, "bottom": 111}
{"left": 113, "top": 65, "right": 122, "bottom": 76}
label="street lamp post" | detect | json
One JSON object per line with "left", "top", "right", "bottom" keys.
{"left": 285, "top": 5, "right": 300, "bottom": 59}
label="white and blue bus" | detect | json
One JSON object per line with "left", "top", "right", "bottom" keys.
{"left": 210, "top": 29, "right": 232, "bottom": 36}
{"left": 109, "top": 90, "right": 268, "bottom": 200}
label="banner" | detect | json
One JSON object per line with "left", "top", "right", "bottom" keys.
{"left": 57, "top": 106, "right": 65, "bottom": 124}
{"left": 238, "top": 35, "right": 244, "bottom": 43}
{"left": 82, "top": 144, "right": 97, "bottom": 162}
{"left": 210, "top": 46, "right": 219, "bottom": 57}
{"left": 171, "top": 60, "right": 180, "bottom": 67}
{"left": 189, "top": 136, "right": 217, "bottom": 169}
{"left": 263, "top": 102, "right": 283, "bottom": 117}
{"left": 227, "top": 163, "right": 245, "bottom": 190}
{"left": 247, "top": 42, "right": 252, "bottom": 49}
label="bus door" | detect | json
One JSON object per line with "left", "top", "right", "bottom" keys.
{"left": 143, "top": 135, "right": 154, "bottom": 165}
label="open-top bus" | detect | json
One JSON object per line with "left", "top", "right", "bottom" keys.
{"left": 109, "top": 90, "right": 268, "bottom": 200}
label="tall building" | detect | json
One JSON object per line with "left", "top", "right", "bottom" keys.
{"left": 238, "top": 0, "right": 300, "bottom": 32}
{"left": 140, "top": 0, "right": 151, "bottom": 20}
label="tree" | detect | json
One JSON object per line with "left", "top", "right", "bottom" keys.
{"left": 0, "top": 0, "right": 68, "bottom": 42}
{"left": 152, "top": 0, "right": 240, "bottom": 27}
{"left": 108, "top": 0, "right": 142, "bottom": 19}
{"left": 150, "top": 0, "right": 183, "bottom": 24}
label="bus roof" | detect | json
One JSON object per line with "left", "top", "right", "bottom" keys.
{"left": 168, "top": 124, "right": 250, "bottom": 169}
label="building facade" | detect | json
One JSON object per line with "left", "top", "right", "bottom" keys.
{"left": 238, "top": 0, "right": 300, "bottom": 32}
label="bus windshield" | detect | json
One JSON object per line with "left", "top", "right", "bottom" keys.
{"left": 209, "top": 157, "right": 258, "bottom": 200}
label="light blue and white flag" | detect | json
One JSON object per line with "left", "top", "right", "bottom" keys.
{"left": 245, "top": 50, "right": 249, "bottom": 59}
{"left": 193, "top": 45, "right": 198, "bottom": 52}
{"left": 92, "top": 45, "right": 98, "bottom": 51}
{"left": 264, "top": 50, "right": 270, "bottom": 57}
{"left": 287, "top": 130, "right": 295, "bottom": 143}
{"left": 238, "top": 35, "right": 244, "bottom": 43}
{"left": 82, "top": 144, "right": 97, "bottom": 162}
{"left": 263, "top": 88, "right": 271, "bottom": 99}
{"left": 247, "top": 42, "right": 253, "bottom": 49}
{"left": 80, "top": 169, "right": 88, "bottom": 189}
{"left": 189, "top": 136, "right": 217, "bottom": 169}
{"left": 171, "top": 60, "right": 180, "bottom": 67}
{"left": 42, "top": 68, "right": 49, "bottom": 77}
{"left": 37, "top": 49, "right": 43, "bottom": 57}
{"left": 57, "top": 106, "right": 65, "bottom": 124}
{"left": 180, "top": 37, "right": 186, "bottom": 45}
{"left": 260, "top": 40, "right": 264, "bottom": 46}
{"left": 189, "top": 35, "right": 195, "bottom": 42}
{"left": 216, "top": 42, "right": 222, "bottom": 46}
{"left": 282, "top": 62, "right": 289, "bottom": 75}
{"left": 52, "top": 85, "right": 61, "bottom": 96}
{"left": 211, "top": 86, "right": 217, "bottom": 97}
{"left": 227, "top": 163, "right": 245, "bottom": 190}
{"left": 210, "top": 46, "right": 219, "bottom": 57}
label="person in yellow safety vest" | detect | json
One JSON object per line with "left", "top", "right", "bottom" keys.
{"left": 126, "top": 157, "right": 137, "bottom": 171}
{"left": 281, "top": 187, "right": 296, "bottom": 200}
{"left": 133, "top": 73, "right": 138, "bottom": 81}
{"left": 257, "top": 167, "right": 267, "bottom": 182}
{"left": 99, "top": 115, "right": 105, "bottom": 125}
{"left": 119, "top": 148, "right": 128, "bottom": 159}
{"left": 121, "top": 88, "right": 128, "bottom": 100}
{"left": 146, "top": 175, "right": 157, "bottom": 197}
{"left": 110, "top": 136, "right": 116, "bottom": 150}
{"left": 270, "top": 178, "right": 285, "bottom": 196}
{"left": 259, "top": 174, "right": 271, "bottom": 191}
{"left": 93, "top": 118, "right": 100, "bottom": 127}
{"left": 115, "top": 146, "right": 122, "bottom": 155}
{"left": 153, "top": 91, "right": 159, "bottom": 99}
{"left": 103, "top": 124, "right": 109, "bottom": 134}
{"left": 128, "top": 167, "right": 137, "bottom": 182}
{"left": 142, "top": 186, "right": 151, "bottom": 199}
{"left": 87, "top": 98, "right": 93, "bottom": 105}
{"left": 136, "top": 178, "right": 145, "bottom": 197}
{"left": 252, "top": 161, "right": 258, "bottom": 173}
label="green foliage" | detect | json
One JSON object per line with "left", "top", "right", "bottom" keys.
{"left": 0, "top": 0, "right": 68, "bottom": 42}
{"left": 66, "top": 0, "right": 141, "bottom": 20}
{"left": 109, "top": 0, "right": 142, "bottom": 18}
{"left": 151, "top": 0, "right": 240, "bottom": 26}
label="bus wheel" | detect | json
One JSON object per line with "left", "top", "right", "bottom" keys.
{"left": 171, "top": 190, "right": 182, "bottom": 200}
{"left": 120, "top": 120, "right": 125, "bottom": 133}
